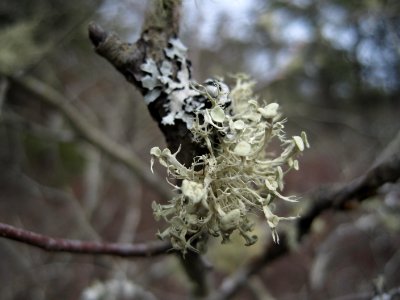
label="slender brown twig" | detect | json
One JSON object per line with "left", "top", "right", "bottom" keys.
{"left": 0, "top": 222, "right": 171, "bottom": 257}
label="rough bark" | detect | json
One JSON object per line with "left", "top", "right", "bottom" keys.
{"left": 88, "top": 1, "right": 210, "bottom": 296}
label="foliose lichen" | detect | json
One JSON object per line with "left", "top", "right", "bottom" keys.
{"left": 150, "top": 72, "right": 310, "bottom": 254}
{"left": 139, "top": 38, "right": 204, "bottom": 128}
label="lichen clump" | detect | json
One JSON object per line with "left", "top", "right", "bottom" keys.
{"left": 151, "top": 76, "right": 309, "bottom": 254}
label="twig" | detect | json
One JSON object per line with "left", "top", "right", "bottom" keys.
{"left": 212, "top": 235, "right": 289, "bottom": 300}
{"left": 214, "top": 150, "right": 400, "bottom": 299}
{"left": 330, "top": 286, "right": 400, "bottom": 300}
{"left": 297, "top": 152, "right": 400, "bottom": 239}
{"left": 0, "top": 76, "right": 9, "bottom": 114}
{"left": 8, "top": 75, "right": 173, "bottom": 200}
{"left": 0, "top": 222, "right": 171, "bottom": 257}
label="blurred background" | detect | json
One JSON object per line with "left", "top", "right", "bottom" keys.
{"left": 0, "top": 0, "right": 399, "bottom": 299}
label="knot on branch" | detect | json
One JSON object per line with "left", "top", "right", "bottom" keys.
{"left": 88, "top": 22, "right": 107, "bottom": 47}
{"left": 88, "top": 23, "right": 140, "bottom": 72}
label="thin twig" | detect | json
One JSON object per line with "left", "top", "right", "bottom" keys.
{"left": 8, "top": 75, "right": 173, "bottom": 200}
{"left": 0, "top": 222, "right": 171, "bottom": 257}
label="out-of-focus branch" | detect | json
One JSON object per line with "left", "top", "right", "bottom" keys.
{"left": 373, "top": 129, "right": 400, "bottom": 168}
{"left": 0, "top": 222, "right": 171, "bottom": 257}
{"left": 214, "top": 140, "right": 400, "bottom": 299}
{"left": 325, "top": 286, "right": 400, "bottom": 300}
{"left": 297, "top": 152, "right": 400, "bottom": 239}
{"left": 212, "top": 235, "right": 289, "bottom": 300}
{"left": 8, "top": 75, "right": 173, "bottom": 200}
{"left": 0, "top": 77, "right": 9, "bottom": 113}
{"left": 301, "top": 130, "right": 400, "bottom": 239}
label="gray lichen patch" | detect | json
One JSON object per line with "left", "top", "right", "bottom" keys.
{"left": 139, "top": 37, "right": 206, "bottom": 128}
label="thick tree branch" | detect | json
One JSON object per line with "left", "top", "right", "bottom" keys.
{"left": 0, "top": 222, "right": 171, "bottom": 257}
{"left": 8, "top": 75, "right": 173, "bottom": 200}
{"left": 88, "top": 1, "right": 209, "bottom": 296}
{"left": 215, "top": 149, "right": 400, "bottom": 299}
{"left": 88, "top": 1, "right": 203, "bottom": 165}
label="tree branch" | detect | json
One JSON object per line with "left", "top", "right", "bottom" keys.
{"left": 8, "top": 75, "right": 173, "bottom": 200}
{"left": 88, "top": 1, "right": 210, "bottom": 296}
{"left": 88, "top": 1, "right": 204, "bottom": 165}
{"left": 214, "top": 149, "right": 400, "bottom": 299}
{"left": 297, "top": 152, "right": 400, "bottom": 239}
{"left": 0, "top": 222, "right": 171, "bottom": 257}
{"left": 212, "top": 235, "right": 289, "bottom": 300}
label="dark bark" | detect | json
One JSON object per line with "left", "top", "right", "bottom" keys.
{"left": 88, "top": 1, "right": 210, "bottom": 296}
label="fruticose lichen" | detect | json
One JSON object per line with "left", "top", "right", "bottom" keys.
{"left": 150, "top": 73, "right": 310, "bottom": 254}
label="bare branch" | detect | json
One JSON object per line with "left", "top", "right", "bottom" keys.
{"left": 0, "top": 76, "right": 9, "bottom": 114}
{"left": 297, "top": 152, "right": 400, "bottom": 239}
{"left": 8, "top": 75, "right": 173, "bottom": 200}
{"left": 212, "top": 235, "right": 289, "bottom": 300}
{"left": 0, "top": 222, "right": 171, "bottom": 257}
{"left": 327, "top": 286, "right": 400, "bottom": 300}
{"left": 215, "top": 150, "right": 400, "bottom": 300}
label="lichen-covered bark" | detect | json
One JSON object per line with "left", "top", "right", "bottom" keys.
{"left": 88, "top": 1, "right": 209, "bottom": 296}
{"left": 88, "top": 7, "right": 207, "bottom": 166}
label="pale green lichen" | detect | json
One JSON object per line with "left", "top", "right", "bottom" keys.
{"left": 151, "top": 75, "right": 309, "bottom": 254}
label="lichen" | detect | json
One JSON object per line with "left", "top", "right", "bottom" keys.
{"left": 139, "top": 37, "right": 205, "bottom": 128}
{"left": 151, "top": 74, "right": 310, "bottom": 254}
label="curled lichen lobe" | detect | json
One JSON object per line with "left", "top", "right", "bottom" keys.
{"left": 151, "top": 75, "right": 309, "bottom": 254}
